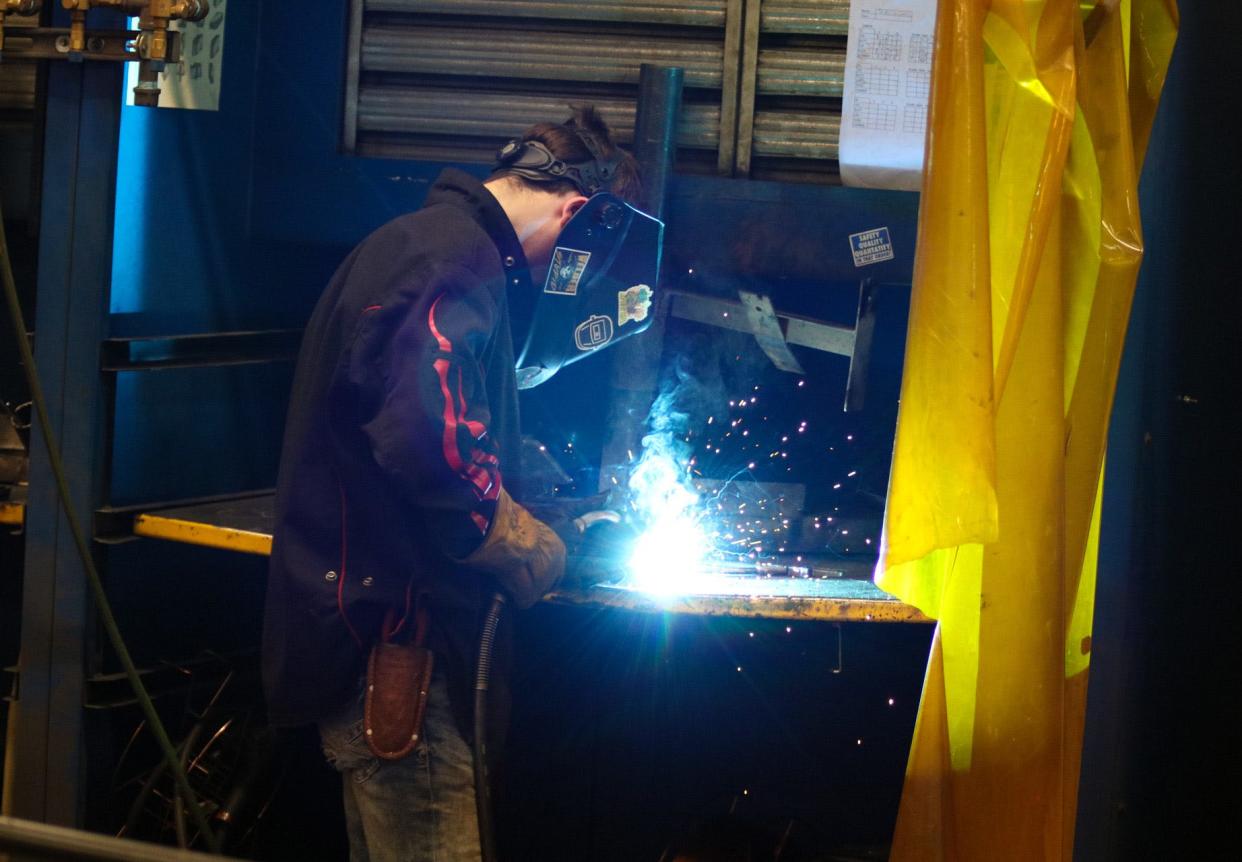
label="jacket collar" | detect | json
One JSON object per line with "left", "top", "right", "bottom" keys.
{"left": 423, "top": 169, "right": 533, "bottom": 298}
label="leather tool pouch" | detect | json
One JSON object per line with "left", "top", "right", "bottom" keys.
{"left": 364, "top": 602, "right": 433, "bottom": 761}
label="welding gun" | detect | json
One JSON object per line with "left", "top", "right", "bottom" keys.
{"left": 561, "top": 512, "right": 638, "bottom": 587}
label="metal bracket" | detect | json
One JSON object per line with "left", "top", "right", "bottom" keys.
{"left": 0, "top": 26, "right": 180, "bottom": 62}
{"left": 844, "top": 279, "right": 878, "bottom": 412}
{"left": 738, "top": 289, "right": 805, "bottom": 374}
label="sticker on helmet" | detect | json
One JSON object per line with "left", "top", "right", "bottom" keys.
{"left": 574, "top": 314, "right": 614, "bottom": 351}
{"left": 618, "top": 284, "right": 653, "bottom": 326}
{"left": 544, "top": 247, "right": 592, "bottom": 296}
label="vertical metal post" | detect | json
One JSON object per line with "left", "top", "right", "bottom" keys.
{"left": 718, "top": 0, "right": 744, "bottom": 175}
{"left": 733, "top": 0, "right": 762, "bottom": 176}
{"left": 3, "top": 51, "right": 121, "bottom": 825}
{"left": 598, "top": 64, "right": 683, "bottom": 492}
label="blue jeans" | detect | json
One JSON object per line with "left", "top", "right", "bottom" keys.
{"left": 319, "top": 670, "right": 481, "bottom": 862}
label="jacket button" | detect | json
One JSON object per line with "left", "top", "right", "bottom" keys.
{"left": 324, "top": 570, "right": 338, "bottom": 582}
{"left": 503, "top": 255, "right": 515, "bottom": 268}
{"left": 362, "top": 577, "right": 374, "bottom": 587}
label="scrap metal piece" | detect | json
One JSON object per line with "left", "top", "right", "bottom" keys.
{"left": 738, "top": 289, "right": 804, "bottom": 374}
{"left": 668, "top": 289, "right": 856, "bottom": 356}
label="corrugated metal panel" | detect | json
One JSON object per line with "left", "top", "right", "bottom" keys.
{"left": 347, "top": 0, "right": 849, "bottom": 179}
{"left": 0, "top": 62, "right": 37, "bottom": 112}
{"left": 0, "top": 11, "right": 37, "bottom": 112}
{"left": 760, "top": 0, "right": 850, "bottom": 35}
{"left": 363, "top": 25, "right": 723, "bottom": 88}
{"left": 752, "top": 109, "right": 839, "bottom": 160}
{"left": 368, "top": 0, "right": 729, "bottom": 27}
{"left": 756, "top": 45, "right": 844, "bottom": 96}
{"left": 357, "top": 86, "right": 720, "bottom": 149}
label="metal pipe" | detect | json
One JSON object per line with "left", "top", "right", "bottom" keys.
{"left": 597, "top": 65, "right": 685, "bottom": 493}
{"left": 632, "top": 63, "right": 683, "bottom": 221}
{"left": 0, "top": 816, "right": 240, "bottom": 862}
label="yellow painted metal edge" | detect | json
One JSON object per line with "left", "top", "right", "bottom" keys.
{"left": 546, "top": 586, "right": 931, "bottom": 623}
{"left": 134, "top": 513, "right": 273, "bottom": 556}
{"left": 0, "top": 502, "right": 23, "bottom": 526}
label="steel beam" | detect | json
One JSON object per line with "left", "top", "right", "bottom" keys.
{"left": 4, "top": 48, "right": 122, "bottom": 825}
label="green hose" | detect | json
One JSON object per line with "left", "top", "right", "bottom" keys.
{"left": 0, "top": 202, "right": 222, "bottom": 853}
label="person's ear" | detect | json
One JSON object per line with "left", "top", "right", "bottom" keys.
{"left": 558, "top": 195, "right": 588, "bottom": 229}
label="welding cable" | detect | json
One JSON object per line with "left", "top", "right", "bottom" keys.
{"left": 0, "top": 203, "right": 223, "bottom": 853}
{"left": 473, "top": 590, "right": 507, "bottom": 862}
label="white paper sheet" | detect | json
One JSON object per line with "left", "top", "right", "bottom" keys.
{"left": 125, "top": 0, "right": 227, "bottom": 111}
{"left": 839, "top": 0, "right": 937, "bottom": 191}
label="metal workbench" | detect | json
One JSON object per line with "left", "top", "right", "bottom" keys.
{"left": 132, "top": 493, "right": 928, "bottom": 624}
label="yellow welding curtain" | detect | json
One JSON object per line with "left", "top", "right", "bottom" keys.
{"left": 874, "top": 0, "right": 1177, "bottom": 859}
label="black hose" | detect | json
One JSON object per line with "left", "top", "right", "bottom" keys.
{"left": 473, "top": 591, "right": 507, "bottom": 862}
{"left": 0, "top": 199, "right": 221, "bottom": 851}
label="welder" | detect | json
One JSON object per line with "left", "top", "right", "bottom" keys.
{"left": 261, "top": 107, "right": 652, "bottom": 861}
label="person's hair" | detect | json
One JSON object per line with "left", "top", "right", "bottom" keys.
{"left": 491, "top": 104, "right": 643, "bottom": 204}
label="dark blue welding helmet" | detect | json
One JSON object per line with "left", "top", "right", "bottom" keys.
{"left": 514, "top": 193, "right": 664, "bottom": 389}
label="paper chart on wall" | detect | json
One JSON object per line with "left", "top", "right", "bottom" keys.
{"left": 839, "top": 0, "right": 937, "bottom": 191}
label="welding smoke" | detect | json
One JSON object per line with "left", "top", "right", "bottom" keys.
{"left": 625, "top": 358, "right": 721, "bottom": 591}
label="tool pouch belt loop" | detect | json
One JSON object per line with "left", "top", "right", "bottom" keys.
{"left": 364, "top": 600, "right": 433, "bottom": 761}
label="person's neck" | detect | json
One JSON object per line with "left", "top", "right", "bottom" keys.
{"left": 484, "top": 178, "right": 558, "bottom": 257}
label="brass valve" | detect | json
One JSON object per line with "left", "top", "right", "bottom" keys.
{"left": 49, "top": 0, "right": 209, "bottom": 104}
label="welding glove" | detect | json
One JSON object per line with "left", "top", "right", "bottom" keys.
{"left": 459, "top": 488, "right": 566, "bottom": 609}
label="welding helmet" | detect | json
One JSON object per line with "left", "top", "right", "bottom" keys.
{"left": 514, "top": 193, "right": 663, "bottom": 388}
{"left": 495, "top": 132, "right": 664, "bottom": 389}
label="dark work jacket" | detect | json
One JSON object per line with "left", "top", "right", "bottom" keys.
{"left": 262, "top": 170, "right": 530, "bottom": 736}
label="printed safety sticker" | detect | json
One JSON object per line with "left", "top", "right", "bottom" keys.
{"left": 848, "top": 227, "right": 895, "bottom": 266}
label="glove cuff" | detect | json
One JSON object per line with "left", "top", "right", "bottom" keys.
{"left": 458, "top": 488, "right": 567, "bottom": 608}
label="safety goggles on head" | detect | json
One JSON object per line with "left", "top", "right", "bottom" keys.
{"left": 493, "top": 125, "right": 623, "bottom": 198}
{"left": 515, "top": 193, "right": 664, "bottom": 389}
